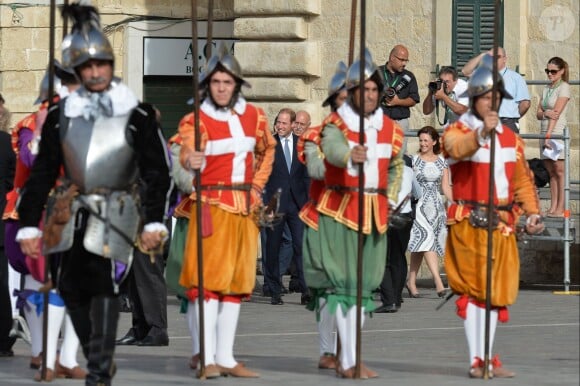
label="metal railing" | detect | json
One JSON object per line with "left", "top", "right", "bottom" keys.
{"left": 404, "top": 127, "right": 576, "bottom": 291}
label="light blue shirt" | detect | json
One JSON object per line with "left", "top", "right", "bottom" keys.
{"left": 498, "top": 67, "right": 530, "bottom": 119}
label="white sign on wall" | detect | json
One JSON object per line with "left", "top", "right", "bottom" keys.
{"left": 143, "top": 38, "right": 235, "bottom": 76}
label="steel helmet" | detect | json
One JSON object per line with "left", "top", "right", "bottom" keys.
{"left": 34, "top": 60, "right": 67, "bottom": 105}
{"left": 62, "top": 4, "right": 114, "bottom": 70}
{"left": 200, "top": 42, "right": 250, "bottom": 88}
{"left": 322, "top": 61, "right": 348, "bottom": 107}
{"left": 345, "top": 48, "right": 383, "bottom": 91}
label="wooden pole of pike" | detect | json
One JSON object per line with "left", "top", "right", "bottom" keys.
{"left": 190, "top": 1, "right": 203, "bottom": 378}
{"left": 483, "top": 0, "right": 502, "bottom": 379}
{"left": 40, "top": 0, "right": 57, "bottom": 381}
{"left": 354, "top": 0, "right": 366, "bottom": 379}
{"left": 190, "top": 0, "right": 214, "bottom": 379}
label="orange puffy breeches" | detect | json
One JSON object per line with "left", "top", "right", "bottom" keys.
{"left": 179, "top": 205, "right": 258, "bottom": 295}
{"left": 445, "top": 220, "right": 520, "bottom": 307}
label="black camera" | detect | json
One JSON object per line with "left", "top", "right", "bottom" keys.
{"left": 381, "top": 74, "right": 412, "bottom": 106}
{"left": 428, "top": 79, "right": 443, "bottom": 92}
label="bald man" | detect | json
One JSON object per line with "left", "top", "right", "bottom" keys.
{"left": 293, "top": 110, "right": 311, "bottom": 137}
{"left": 378, "top": 44, "right": 420, "bottom": 131}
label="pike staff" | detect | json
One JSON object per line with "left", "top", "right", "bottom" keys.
{"left": 39, "top": 0, "right": 57, "bottom": 381}
{"left": 354, "top": 0, "right": 366, "bottom": 379}
{"left": 483, "top": 0, "right": 502, "bottom": 379}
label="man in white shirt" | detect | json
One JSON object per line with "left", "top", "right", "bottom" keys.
{"left": 423, "top": 66, "right": 469, "bottom": 125}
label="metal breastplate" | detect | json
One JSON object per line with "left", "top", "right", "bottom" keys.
{"left": 61, "top": 112, "right": 138, "bottom": 193}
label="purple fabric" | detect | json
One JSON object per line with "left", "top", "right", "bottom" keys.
{"left": 17, "top": 128, "right": 35, "bottom": 168}
{"left": 115, "top": 261, "right": 127, "bottom": 283}
{"left": 13, "top": 289, "right": 34, "bottom": 312}
{"left": 4, "top": 221, "right": 29, "bottom": 274}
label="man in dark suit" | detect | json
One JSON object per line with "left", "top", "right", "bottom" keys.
{"left": 263, "top": 108, "right": 310, "bottom": 305}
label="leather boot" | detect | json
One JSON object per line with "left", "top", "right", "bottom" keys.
{"left": 85, "top": 296, "right": 119, "bottom": 386}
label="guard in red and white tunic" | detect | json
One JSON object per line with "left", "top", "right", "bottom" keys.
{"left": 297, "top": 61, "right": 348, "bottom": 371}
{"left": 308, "top": 53, "right": 404, "bottom": 379}
{"left": 442, "top": 57, "right": 544, "bottom": 379}
{"left": 178, "top": 45, "right": 275, "bottom": 379}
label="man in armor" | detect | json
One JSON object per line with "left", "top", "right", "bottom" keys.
{"left": 178, "top": 43, "right": 275, "bottom": 378}
{"left": 442, "top": 55, "right": 544, "bottom": 379}
{"left": 16, "top": 4, "right": 171, "bottom": 386}
{"left": 306, "top": 51, "right": 404, "bottom": 378}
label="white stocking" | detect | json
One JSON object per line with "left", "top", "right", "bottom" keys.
{"left": 465, "top": 302, "right": 499, "bottom": 367}
{"left": 24, "top": 275, "right": 43, "bottom": 357}
{"left": 8, "top": 266, "right": 21, "bottom": 316}
{"left": 58, "top": 313, "right": 80, "bottom": 369}
{"left": 186, "top": 301, "right": 199, "bottom": 356}
{"left": 193, "top": 298, "right": 218, "bottom": 365}
{"left": 45, "top": 297, "right": 65, "bottom": 370}
{"left": 464, "top": 302, "right": 479, "bottom": 366}
{"left": 318, "top": 297, "right": 336, "bottom": 356}
{"left": 335, "top": 305, "right": 365, "bottom": 370}
{"left": 215, "top": 301, "right": 240, "bottom": 368}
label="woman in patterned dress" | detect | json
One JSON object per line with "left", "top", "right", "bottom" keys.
{"left": 406, "top": 126, "right": 453, "bottom": 297}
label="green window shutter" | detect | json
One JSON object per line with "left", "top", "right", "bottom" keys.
{"left": 452, "top": 0, "right": 504, "bottom": 71}
{"left": 143, "top": 76, "right": 193, "bottom": 140}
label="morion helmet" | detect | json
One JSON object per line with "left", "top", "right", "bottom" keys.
{"left": 345, "top": 48, "right": 383, "bottom": 91}
{"left": 61, "top": 4, "right": 114, "bottom": 70}
{"left": 322, "top": 61, "right": 348, "bottom": 107}
{"left": 34, "top": 60, "right": 68, "bottom": 105}
{"left": 200, "top": 42, "right": 250, "bottom": 88}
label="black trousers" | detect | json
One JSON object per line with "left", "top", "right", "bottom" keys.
{"left": 126, "top": 249, "right": 167, "bottom": 339}
{"left": 57, "top": 210, "right": 121, "bottom": 385}
{"left": 0, "top": 246, "right": 16, "bottom": 352}
{"left": 380, "top": 213, "right": 413, "bottom": 306}
{"left": 264, "top": 204, "right": 307, "bottom": 298}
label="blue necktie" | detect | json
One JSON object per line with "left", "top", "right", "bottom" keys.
{"left": 283, "top": 138, "right": 291, "bottom": 172}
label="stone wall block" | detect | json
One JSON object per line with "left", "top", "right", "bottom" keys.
{"left": 236, "top": 42, "right": 320, "bottom": 77}
{"left": 253, "top": 101, "right": 323, "bottom": 128}
{"left": 234, "top": 17, "right": 307, "bottom": 40}
{"left": 235, "top": 0, "right": 321, "bottom": 16}
{"left": 0, "top": 49, "right": 28, "bottom": 71}
{"left": 243, "top": 77, "right": 309, "bottom": 101}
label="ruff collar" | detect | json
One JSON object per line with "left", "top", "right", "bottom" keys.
{"left": 65, "top": 80, "right": 138, "bottom": 119}
{"left": 200, "top": 96, "right": 247, "bottom": 121}
{"left": 337, "top": 102, "right": 383, "bottom": 133}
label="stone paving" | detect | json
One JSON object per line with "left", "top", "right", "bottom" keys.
{"left": 1, "top": 287, "right": 578, "bottom": 386}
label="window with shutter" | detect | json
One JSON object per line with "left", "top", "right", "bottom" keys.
{"left": 452, "top": 0, "right": 504, "bottom": 72}
{"left": 143, "top": 76, "right": 193, "bottom": 139}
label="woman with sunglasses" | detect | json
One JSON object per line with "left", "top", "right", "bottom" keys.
{"left": 537, "top": 57, "right": 570, "bottom": 217}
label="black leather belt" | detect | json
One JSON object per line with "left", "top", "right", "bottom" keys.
{"left": 457, "top": 200, "right": 513, "bottom": 211}
{"left": 199, "top": 184, "right": 252, "bottom": 211}
{"left": 500, "top": 117, "right": 519, "bottom": 122}
{"left": 327, "top": 185, "right": 387, "bottom": 196}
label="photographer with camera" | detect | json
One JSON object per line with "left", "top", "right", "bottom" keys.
{"left": 423, "top": 66, "right": 468, "bottom": 125}
{"left": 379, "top": 44, "right": 420, "bottom": 131}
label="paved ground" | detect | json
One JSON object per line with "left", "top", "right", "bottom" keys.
{"left": 1, "top": 285, "right": 578, "bottom": 386}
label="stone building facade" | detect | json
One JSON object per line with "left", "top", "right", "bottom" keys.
{"left": 0, "top": 0, "right": 578, "bottom": 283}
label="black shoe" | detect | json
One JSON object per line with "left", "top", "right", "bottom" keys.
{"left": 138, "top": 333, "right": 169, "bottom": 347}
{"left": 116, "top": 330, "right": 140, "bottom": 346}
{"left": 281, "top": 286, "right": 289, "bottom": 294}
{"left": 374, "top": 304, "right": 398, "bottom": 313}
{"left": 300, "top": 293, "right": 312, "bottom": 305}
{"left": 437, "top": 289, "right": 448, "bottom": 298}
{"left": 288, "top": 280, "right": 301, "bottom": 293}
{"left": 271, "top": 296, "right": 284, "bottom": 305}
